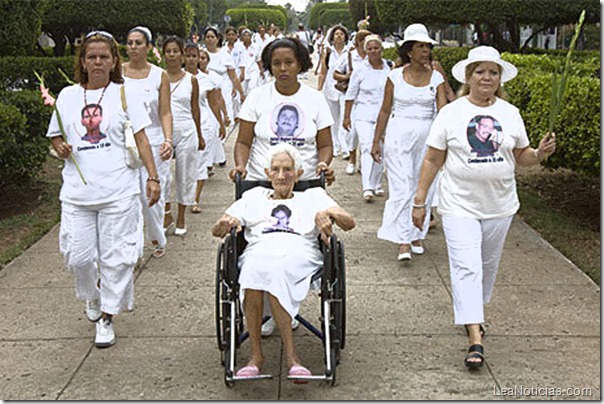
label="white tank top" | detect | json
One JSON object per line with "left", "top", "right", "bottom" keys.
{"left": 123, "top": 64, "right": 164, "bottom": 145}
{"left": 170, "top": 71, "right": 195, "bottom": 130}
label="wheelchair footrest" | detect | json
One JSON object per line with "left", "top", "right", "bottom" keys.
{"left": 287, "top": 374, "right": 332, "bottom": 382}
{"left": 231, "top": 374, "right": 273, "bottom": 382}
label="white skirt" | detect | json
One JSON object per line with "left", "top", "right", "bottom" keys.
{"left": 238, "top": 237, "right": 322, "bottom": 319}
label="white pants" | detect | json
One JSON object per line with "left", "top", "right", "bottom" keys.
{"left": 326, "top": 97, "right": 342, "bottom": 154}
{"left": 442, "top": 215, "right": 514, "bottom": 325}
{"left": 356, "top": 120, "right": 383, "bottom": 192}
{"left": 166, "top": 127, "right": 198, "bottom": 206}
{"left": 59, "top": 196, "right": 141, "bottom": 315}
{"left": 337, "top": 96, "right": 353, "bottom": 153}
{"left": 138, "top": 144, "right": 170, "bottom": 249}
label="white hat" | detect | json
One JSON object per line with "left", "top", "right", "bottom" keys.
{"left": 452, "top": 46, "right": 518, "bottom": 83}
{"left": 399, "top": 23, "right": 437, "bottom": 46}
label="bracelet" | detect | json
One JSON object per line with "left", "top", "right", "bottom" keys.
{"left": 317, "top": 162, "right": 329, "bottom": 168}
{"left": 412, "top": 203, "right": 426, "bottom": 209}
{"left": 164, "top": 139, "right": 173, "bottom": 144}
{"left": 147, "top": 176, "right": 160, "bottom": 184}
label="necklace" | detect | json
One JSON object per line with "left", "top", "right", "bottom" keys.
{"left": 83, "top": 82, "right": 110, "bottom": 113}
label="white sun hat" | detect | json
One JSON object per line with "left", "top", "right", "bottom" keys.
{"left": 399, "top": 23, "right": 437, "bottom": 46}
{"left": 452, "top": 46, "right": 518, "bottom": 83}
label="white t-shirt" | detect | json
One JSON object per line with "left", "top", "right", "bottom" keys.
{"left": 225, "top": 186, "right": 337, "bottom": 253}
{"left": 46, "top": 83, "right": 151, "bottom": 205}
{"left": 196, "top": 69, "right": 218, "bottom": 131}
{"left": 323, "top": 44, "right": 350, "bottom": 101}
{"left": 295, "top": 30, "right": 311, "bottom": 46}
{"left": 427, "top": 97, "right": 530, "bottom": 219}
{"left": 345, "top": 59, "right": 391, "bottom": 122}
{"left": 122, "top": 64, "right": 164, "bottom": 145}
{"left": 238, "top": 82, "right": 334, "bottom": 180}
{"left": 207, "top": 47, "right": 235, "bottom": 78}
{"left": 239, "top": 42, "right": 262, "bottom": 80}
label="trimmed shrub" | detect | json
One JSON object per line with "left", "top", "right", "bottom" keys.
{"left": 225, "top": 8, "right": 287, "bottom": 31}
{"left": 0, "top": 56, "right": 75, "bottom": 94}
{"left": 308, "top": 2, "right": 349, "bottom": 30}
{"left": 318, "top": 9, "right": 354, "bottom": 31}
{"left": 0, "top": 102, "right": 47, "bottom": 186}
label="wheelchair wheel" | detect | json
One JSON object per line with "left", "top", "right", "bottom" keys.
{"left": 336, "top": 240, "right": 346, "bottom": 350}
{"left": 215, "top": 243, "right": 228, "bottom": 353}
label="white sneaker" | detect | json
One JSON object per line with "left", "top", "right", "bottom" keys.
{"left": 85, "top": 299, "right": 101, "bottom": 322}
{"left": 174, "top": 227, "right": 187, "bottom": 236}
{"left": 261, "top": 318, "right": 275, "bottom": 336}
{"left": 411, "top": 244, "right": 425, "bottom": 255}
{"left": 95, "top": 317, "right": 115, "bottom": 348}
{"left": 363, "top": 190, "right": 374, "bottom": 202}
{"left": 345, "top": 163, "right": 355, "bottom": 175}
{"left": 261, "top": 317, "right": 300, "bottom": 336}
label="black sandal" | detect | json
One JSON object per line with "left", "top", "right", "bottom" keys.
{"left": 464, "top": 344, "right": 484, "bottom": 370}
{"left": 464, "top": 324, "right": 486, "bottom": 338}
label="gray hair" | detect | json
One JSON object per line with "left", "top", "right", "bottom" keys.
{"left": 266, "top": 143, "right": 303, "bottom": 173}
{"left": 363, "top": 34, "right": 383, "bottom": 51}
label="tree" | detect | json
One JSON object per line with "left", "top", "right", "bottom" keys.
{"left": 348, "top": 0, "right": 394, "bottom": 35}
{"left": 188, "top": 0, "right": 208, "bottom": 33}
{"left": 40, "top": 0, "right": 194, "bottom": 56}
{"left": 0, "top": 0, "right": 43, "bottom": 56}
{"left": 225, "top": 8, "right": 287, "bottom": 30}
{"left": 308, "top": 2, "right": 350, "bottom": 30}
{"left": 374, "top": 0, "right": 599, "bottom": 52}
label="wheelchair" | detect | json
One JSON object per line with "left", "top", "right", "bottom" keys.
{"left": 215, "top": 173, "right": 346, "bottom": 386}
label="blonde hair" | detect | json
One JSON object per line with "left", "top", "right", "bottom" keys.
{"left": 363, "top": 34, "right": 383, "bottom": 51}
{"left": 457, "top": 61, "right": 507, "bottom": 99}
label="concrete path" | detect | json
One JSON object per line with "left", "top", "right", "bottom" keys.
{"left": 1, "top": 75, "right": 600, "bottom": 400}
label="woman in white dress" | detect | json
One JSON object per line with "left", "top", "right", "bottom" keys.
{"left": 184, "top": 43, "right": 225, "bottom": 213}
{"left": 371, "top": 24, "right": 446, "bottom": 261}
{"left": 123, "top": 26, "right": 173, "bottom": 258}
{"left": 162, "top": 36, "right": 205, "bottom": 236}
{"left": 204, "top": 27, "right": 245, "bottom": 127}
{"left": 238, "top": 28, "right": 262, "bottom": 97}
{"left": 343, "top": 34, "right": 390, "bottom": 202}
{"left": 317, "top": 25, "right": 350, "bottom": 158}
{"left": 47, "top": 31, "right": 160, "bottom": 348}
{"left": 212, "top": 144, "right": 355, "bottom": 379}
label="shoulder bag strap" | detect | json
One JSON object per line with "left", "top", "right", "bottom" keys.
{"left": 120, "top": 85, "right": 127, "bottom": 112}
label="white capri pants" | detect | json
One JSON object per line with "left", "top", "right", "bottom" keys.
{"left": 138, "top": 143, "right": 170, "bottom": 248}
{"left": 442, "top": 214, "right": 514, "bottom": 325}
{"left": 166, "top": 127, "right": 198, "bottom": 206}
{"left": 59, "top": 195, "right": 141, "bottom": 315}
{"left": 355, "top": 119, "right": 383, "bottom": 192}
{"left": 326, "top": 96, "right": 342, "bottom": 154}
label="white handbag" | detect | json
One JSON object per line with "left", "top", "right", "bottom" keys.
{"left": 120, "top": 85, "right": 143, "bottom": 169}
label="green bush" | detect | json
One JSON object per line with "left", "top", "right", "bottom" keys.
{"left": 502, "top": 53, "right": 599, "bottom": 78}
{"left": 225, "top": 8, "right": 287, "bottom": 31}
{"left": 0, "top": 102, "right": 47, "bottom": 186}
{"left": 318, "top": 9, "right": 354, "bottom": 31}
{"left": 308, "top": 2, "right": 349, "bottom": 29}
{"left": 506, "top": 73, "right": 600, "bottom": 176}
{"left": 0, "top": 56, "right": 75, "bottom": 94}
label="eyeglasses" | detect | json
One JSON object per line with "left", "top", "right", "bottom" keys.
{"left": 86, "top": 31, "right": 114, "bottom": 40}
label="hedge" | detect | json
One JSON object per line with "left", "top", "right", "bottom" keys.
{"left": 308, "top": 2, "right": 349, "bottom": 30}
{"left": 318, "top": 9, "right": 355, "bottom": 31}
{"left": 0, "top": 101, "right": 46, "bottom": 187}
{"left": 0, "top": 56, "right": 75, "bottom": 94}
{"left": 225, "top": 8, "right": 287, "bottom": 30}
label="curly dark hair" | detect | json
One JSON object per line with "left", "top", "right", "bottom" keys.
{"left": 261, "top": 37, "right": 313, "bottom": 75}
{"left": 327, "top": 25, "right": 350, "bottom": 44}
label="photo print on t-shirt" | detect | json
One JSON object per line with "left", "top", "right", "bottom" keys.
{"left": 270, "top": 103, "right": 305, "bottom": 147}
{"left": 262, "top": 204, "right": 299, "bottom": 235}
{"left": 79, "top": 103, "right": 108, "bottom": 145}
{"left": 467, "top": 115, "right": 503, "bottom": 159}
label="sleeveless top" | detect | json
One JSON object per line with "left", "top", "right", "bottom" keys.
{"left": 389, "top": 66, "right": 444, "bottom": 121}
{"left": 170, "top": 71, "right": 195, "bottom": 131}
{"left": 123, "top": 64, "right": 164, "bottom": 145}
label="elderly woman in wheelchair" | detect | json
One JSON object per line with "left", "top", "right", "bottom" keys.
{"left": 212, "top": 143, "right": 355, "bottom": 382}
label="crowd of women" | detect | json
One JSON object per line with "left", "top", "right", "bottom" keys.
{"left": 47, "top": 20, "right": 555, "bottom": 375}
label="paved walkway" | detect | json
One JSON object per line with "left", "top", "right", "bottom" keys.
{"left": 1, "top": 75, "right": 600, "bottom": 400}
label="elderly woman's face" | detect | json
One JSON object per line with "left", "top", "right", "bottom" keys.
{"left": 408, "top": 41, "right": 431, "bottom": 65}
{"left": 467, "top": 62, "right": 501, "bottom": 97}
{"left": 365, "top": 40, "right": 382, "bottom": 61}
{"left": 266, "top": 152, "right": 301, "bottom": 196}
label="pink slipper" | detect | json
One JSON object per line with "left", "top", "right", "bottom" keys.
{"left": 236, "top": 365, "right": 260, "bottom": 378}
{"left": 288, "top": 364, "right": 311, "bottom": 384}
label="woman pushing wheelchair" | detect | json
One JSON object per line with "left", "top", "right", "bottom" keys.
{"left": 212, "top": 144, "right": 355, "bottom": 380}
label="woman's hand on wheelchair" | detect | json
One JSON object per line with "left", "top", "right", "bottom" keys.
{"left": 315, "top": 210, "right": 334, "bottom": 245}
{"left": 316, "top": 162, "right": 335, "bottom": 186}
{"left": 229, "top": 166, "right": 247, "bottom": 182}
{"left": 212, "top": 215, "right": 242, "bottom": 238}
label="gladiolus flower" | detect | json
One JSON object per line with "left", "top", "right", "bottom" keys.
{"left": 40, "top": 84, "right": 55, "bottom": 107}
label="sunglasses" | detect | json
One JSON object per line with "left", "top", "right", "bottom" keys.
{"left": 86, "top": 31, "right": 114, "bottom": 40}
